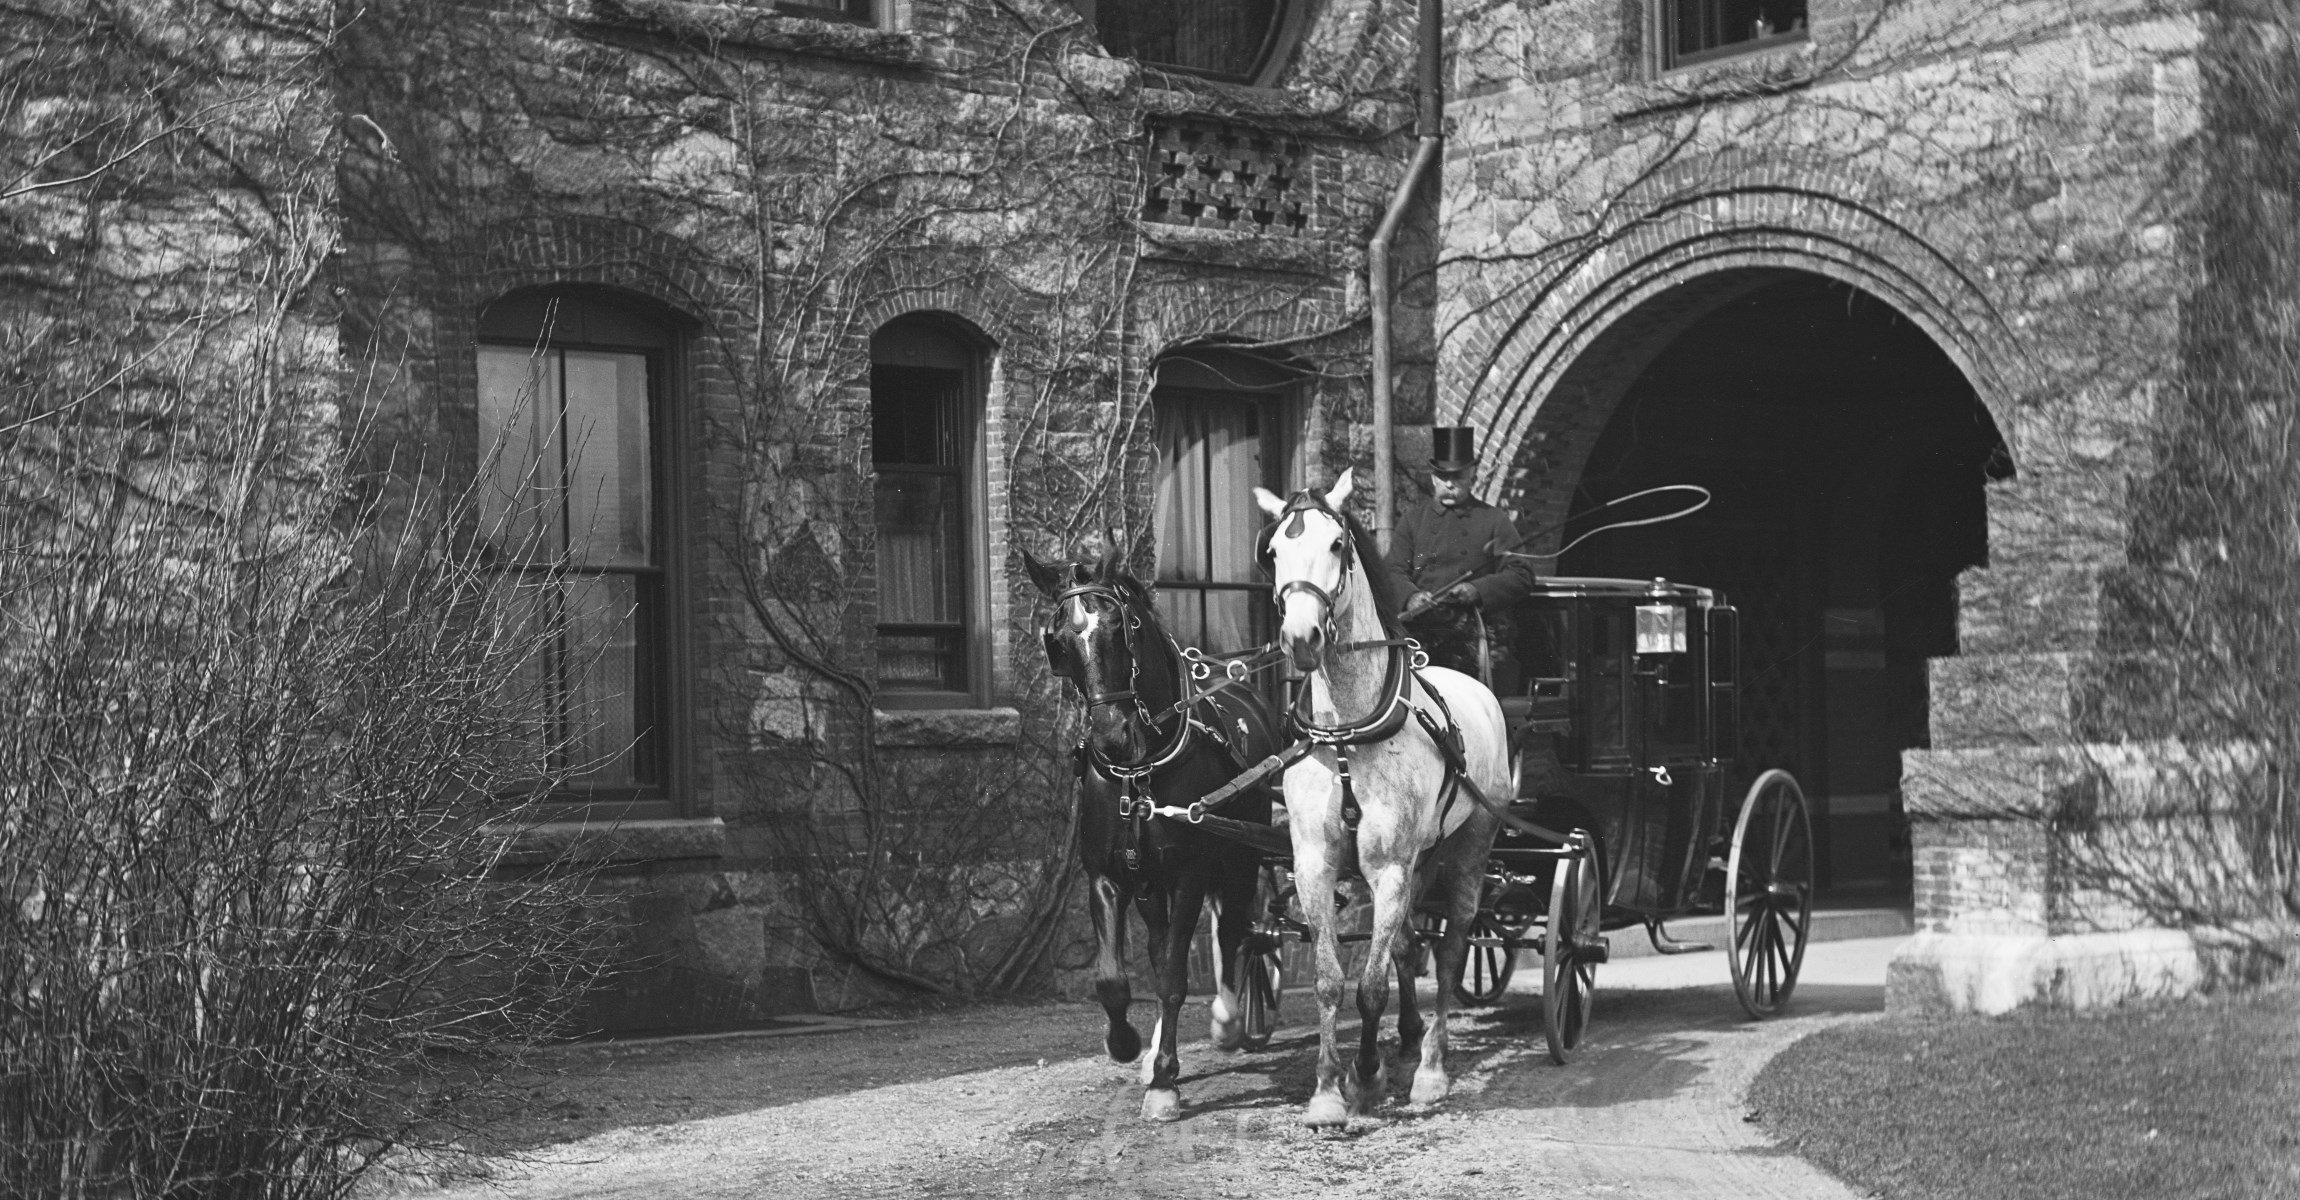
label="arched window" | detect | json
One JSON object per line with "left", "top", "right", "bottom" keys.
{"left": 1152, "top": 347, "right": 1304, "bottom": 654}
{"left": 871, "top": 315, "right": 989, "bottom": 702}
{"left": 1075, "top": 0, "right": 1302, "bottom": 86}
{"left": 476, "top": 292, "right": 682, "bottom": 809}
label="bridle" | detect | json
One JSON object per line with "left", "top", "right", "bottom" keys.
{"left": 1046, "top": 580, "right": 1191, "bottom": 775}
{"left": 1261, "top": 493, "right": 1358, "bottom": 645}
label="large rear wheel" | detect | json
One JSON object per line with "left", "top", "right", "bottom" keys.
{"left": 1542, "top": 847, "right": 1600, "bottom": 1064}
{"left": 1727, "top": 769, "right": 1813, "bottom": 1018}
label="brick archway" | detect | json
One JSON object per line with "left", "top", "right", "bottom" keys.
{"left": 1443, "top": 169, "right": 2027, "bottom": 534}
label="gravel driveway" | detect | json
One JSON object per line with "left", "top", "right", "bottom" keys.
{"left": 398, "top": 937, "right": 1907, "bottom": 1200}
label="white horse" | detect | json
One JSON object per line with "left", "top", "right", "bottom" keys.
{"left": 1253, "top": 468, "right": 1511, "bottom": 1127}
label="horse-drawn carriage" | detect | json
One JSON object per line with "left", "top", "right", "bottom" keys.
{"left": 1231, "top": 574, "right": 1815, "bottom": 1065}
{"left": 1030, "top": 472, "right": 1813, "bottom": 1124}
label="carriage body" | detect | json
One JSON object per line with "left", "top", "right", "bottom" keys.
{"left": 1496, "top": 576, "right": 1737, "bottom": 922}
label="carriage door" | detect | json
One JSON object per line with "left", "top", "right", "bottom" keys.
{"left": 1618, "top": 600, "right": 1711, "bottom": 910}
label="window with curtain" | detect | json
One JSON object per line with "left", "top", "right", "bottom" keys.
{"left": 1151, "top": 350, "right": 1300, "bottom": 656}
{"left": 1661, "top": 0, "right": 1807, "bottom": 69}
{"left": 872, "top": 317, "right": 984, "bottom": 699}
{"left": 476, "top": 293, "right": 674, "bottom": 799}
{"left": 1073, "top": 0, "right": 1297, "bottom": 84}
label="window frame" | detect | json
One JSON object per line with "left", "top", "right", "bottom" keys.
{"left": 1073, "top": 0, "right": 1307, "bottom": 88}
{"left": 1656, "top": 0, "right": 1810, "bottom": 72}
{"left": 776, "top": 0, "right": 875, "bottom": 26}
{"left": 869, "top": 315, "right": 992, "bottom": 710}
{"left": 475, "top": 290, "right": 691, "bottom": 821}
{"left": 1149, "top": 347, "right": 1305, "bottom": 697}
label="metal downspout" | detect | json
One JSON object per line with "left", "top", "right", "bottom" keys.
{"left": 1369, "top": 0, "right": 1443, "bottom": 552}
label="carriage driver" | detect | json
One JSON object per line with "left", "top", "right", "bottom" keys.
{"left": 1378, "top": 426, "right": 1540, "bottom": 688}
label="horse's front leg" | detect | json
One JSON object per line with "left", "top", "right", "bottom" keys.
{"left": 1207, "top": 857, "right": 1258, "bottom": 1051}
{"left": 1393, "top": 926, "right": 1426, "bottom": 1064}
{"left": 1412, "top": 851, "right": 1487, "bottom": 1106}
{"left": 1352, "top": 861, "right": 1414, "bottom": 1116}
{"left": 1088, "top": 872, "right": 1140, "bottom": 1064}
{"left": 1141, "top": 877, "right": 1210, "bottom": 1121}
{"left": 1292, "top": 835, "right": 1353, "bottom": 1126}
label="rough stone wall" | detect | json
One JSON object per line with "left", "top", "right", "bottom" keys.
{"left": 336, "top": 0, "right": 1428, "bottom": 1022}
{"left": 1438, "top": 0, "right": 2247, "bottom": 1009}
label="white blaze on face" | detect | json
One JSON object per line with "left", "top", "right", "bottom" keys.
{"left": 1255, "top": 470, "right": 1358, "bottom": 670}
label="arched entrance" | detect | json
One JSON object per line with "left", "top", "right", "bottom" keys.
{"left": 1522, "top": 271, "right": 2011, "bottom": 899}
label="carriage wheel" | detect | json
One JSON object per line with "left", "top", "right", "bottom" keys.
{"left": 1452, "top": 912, "right": 1520, "bottom": 1006}
{"left": 1727, "top": 769, "right": 1814, "bottom": 1019}
{"left": 1239, "top": 934, "right": 1282, "bottom": 1050}
{"left": 1541, "top": 850, "right": 1600, "bottom": 1065}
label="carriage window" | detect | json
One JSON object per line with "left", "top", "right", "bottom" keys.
{"left": 872, "top": 316, "right": 988, "bottom": 700}
{"left": 1586, "top": 611, "right": 1630, "bottom": 757}
{"left": 1661, "top": 0, "right": 1807, "bottom": 70}
{"left": 477, "top": 292, "right": 678, "bottom": 805}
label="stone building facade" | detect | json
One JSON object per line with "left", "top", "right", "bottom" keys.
{"left": 333, "top": 0, "right": 1441, "bottom": 1027}
{"left": 1440, "top": 0, "right": 2287, "bottom": 1011}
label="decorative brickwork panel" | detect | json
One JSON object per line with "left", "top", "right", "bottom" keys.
{"left": 1145, "top": 119, "right": 1308, "bottom": 235}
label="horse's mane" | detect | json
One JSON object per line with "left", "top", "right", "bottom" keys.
{"left": 1263, "top": 489, "right": 1402, "bottom": 640}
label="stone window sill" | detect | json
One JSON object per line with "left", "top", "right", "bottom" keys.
{"left": 494, "top": 817, "right": 731, "bottom": 867}
{"left": 1613, "top": 39, "right": 1820, "bottom": 123}
{"left": 1140, "top": 223, "right": 1342, "bottom": 276}
{"left": 873, "top": 706, "right": 1022, "bottom": 747}
{"left": 558, "top": 0, "right": 944, "bottom": 71}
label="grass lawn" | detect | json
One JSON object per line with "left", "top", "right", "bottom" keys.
{"left": 1748, "top": 980, "right": 2300, "bottom": 1200}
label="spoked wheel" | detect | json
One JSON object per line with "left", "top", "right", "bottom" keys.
{"left": 1453, "top": 912, "right": 1522, "bottom": 1006}
{"left": 1238, "top": 934, "right": 1283, "bottom": 1050}
{"left": 1542, "top": 847, "right": 1600, "bottom": 1064}
{"left": 1728, "top": 769, "right": 1814, "bottom": 1018}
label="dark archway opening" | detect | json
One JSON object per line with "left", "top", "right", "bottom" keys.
{"left": 1555, "top": 274, "right": 2011, "bottom": 900}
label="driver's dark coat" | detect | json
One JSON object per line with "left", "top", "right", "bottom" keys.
{"left": 1377, "top": 494, "right": 1540, "bottom": 613}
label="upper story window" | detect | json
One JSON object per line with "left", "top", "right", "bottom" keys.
{"left": 1662, "top": 0, "right": 1807, "bottom": 70}
{"left": 1074, "top": 0, "right": 1302, "bottom": 86}
{"left": 777, "top": 0, "right": 873, "bottom": 26}
{"left": 871, "top": 316, "right": 990, "bottom": 704}
{"left": 476, "top": 292, "right": 684, "bottom": 813}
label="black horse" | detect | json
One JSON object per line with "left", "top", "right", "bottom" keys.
{"left": 1025, "top": 542, "right": 1285, "bottom": 1122}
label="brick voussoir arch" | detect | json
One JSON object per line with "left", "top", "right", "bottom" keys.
{"left": 1449, "top": 180, "right": 2028, "bottom": 503}
{"left": 447, "top": 215, "right": 742, "bottom": 329}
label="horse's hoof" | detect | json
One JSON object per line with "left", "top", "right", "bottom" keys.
{"left": 1352, "top": 1066, "right": 1389, "bottom": 1115}
{"left": 1107, "top": 1024, "right": 1142, "bottom": 1064}
{"left": 1210, "top": 993, "right": 1245, "bottom": 1051}
{"left": 1141, "top": 1088, "right": 1182, "bottom": 1122}
{"left": 1302, "top": 1092, "right": 1350, "bottom": 1129}
{"left": 1409, "top": 1066, "right": 1450, "bottom": 1106}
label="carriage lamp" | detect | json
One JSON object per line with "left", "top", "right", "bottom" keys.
{"left": 1635, "top": 602, "right": 1688, "bottom": 655}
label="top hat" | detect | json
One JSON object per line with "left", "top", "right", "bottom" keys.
{"left": 1429, "top": 426, "right": 1478, "bottom": 477}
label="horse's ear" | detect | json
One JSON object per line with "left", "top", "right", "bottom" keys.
{"left": 1022, "top": 548, "right": 1065, "bottom": 597}
{"left": 1095, "top": 528, "right": 1126, "bottom": 582}
{"left": 1326, "top": 467, "right": 1356, "bottom": 509}
{"left": 1253, "top": 486, "right": 1287, "bottom": 518}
